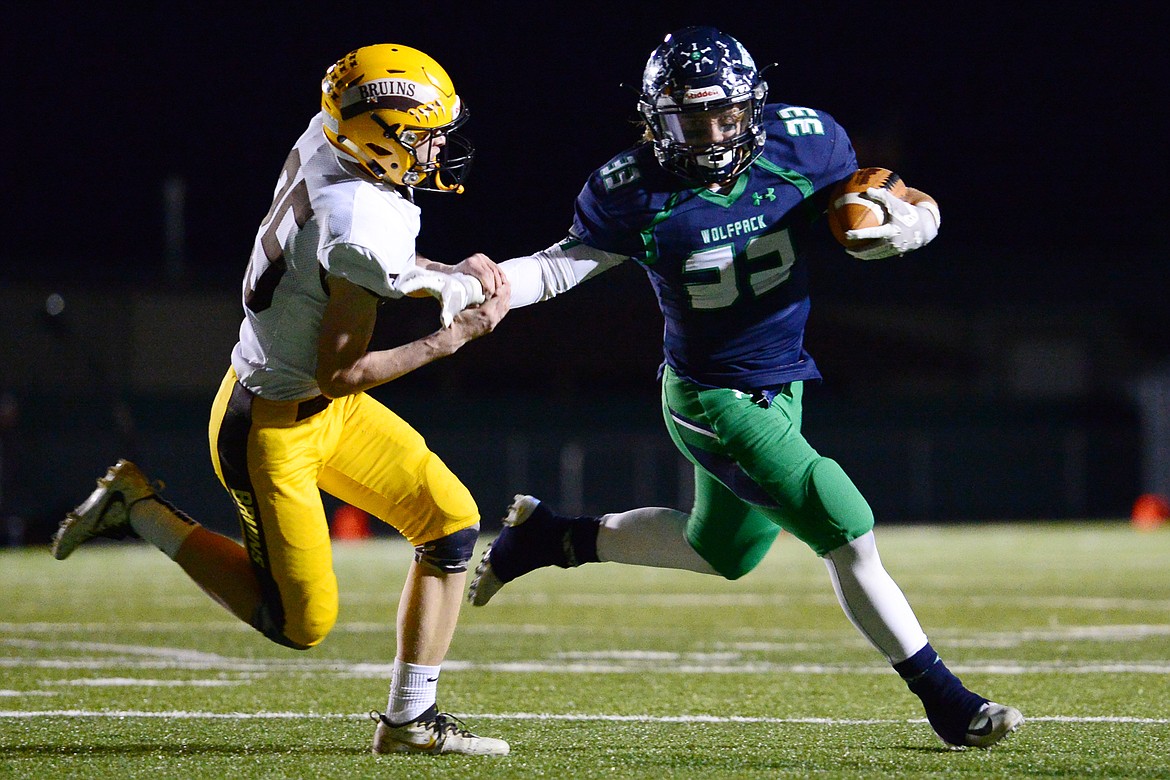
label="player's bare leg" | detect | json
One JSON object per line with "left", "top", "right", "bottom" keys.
{"left": 55, "top": 460, "right": 267, "bottom": 623}
{"left": 396, "top": 560, "right": 464, "bottom": 665}
{"left": 173, "top": 526, "right": 264, "bottom": 622}
{"left": 372, "top": 559, "right": 508, "bottom": 755}
{"left": 54, "top": 459, "right": 267, "bottom": 627}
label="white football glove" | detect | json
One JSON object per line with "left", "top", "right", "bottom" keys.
{"left": 393, "top": 266, "right": 486, "bottom": 328}
{"left": 845, "top": 188, "right": 941, "bottom": 260}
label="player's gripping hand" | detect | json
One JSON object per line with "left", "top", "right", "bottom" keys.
{"left": 451, "top": 252, "right": 508, "bottom": 297}
{"left": 845, "top": 188, "right": 941, "bottom": 260}
{"left": 444, "top": 275, "right": 511, "bottom": 347}
{"left": 394, "top": 266, "right": 487, "bottom": 328}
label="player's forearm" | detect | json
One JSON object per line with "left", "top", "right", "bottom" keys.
{"left": 501, "top": 239, "right": 625, "bottom": 307}
{"left": 319, "top": 329, "right": 465, "bottom": 397}
{"left": 413, "top": 253, "right": 449, "bottom": 272}
{"left": 499, "top": 254, "right": 553, "bottom": 307}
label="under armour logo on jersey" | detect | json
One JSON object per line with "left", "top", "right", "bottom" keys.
{"left": 752, "top": 188, "right": 776, "bottom": 206}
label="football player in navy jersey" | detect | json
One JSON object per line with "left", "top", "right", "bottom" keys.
{"left": 471, "top": 26, "right": 1022, "bottom": 749}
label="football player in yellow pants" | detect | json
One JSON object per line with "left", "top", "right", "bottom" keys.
{"left": 53, "top": 43, "right": 510, "bottom": 756}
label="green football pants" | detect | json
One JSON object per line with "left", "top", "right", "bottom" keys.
{"left": 661, "top": 365, "right": 875, "bottom": 577}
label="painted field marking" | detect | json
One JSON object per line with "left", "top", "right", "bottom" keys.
{"left": 8, "top": 621, "right": 1170, "bottom": 639}
{"left": 0, "top": 710, "right": 1167, "bottom": 726}
{"left": 4, "top": 649, "right": 1170, "bottom": 676}
{"left": 47, "top": 678, "right": 243, "bottom": 687}
{"left": 491, "top": 593, "right": 1170, "bottom": 611}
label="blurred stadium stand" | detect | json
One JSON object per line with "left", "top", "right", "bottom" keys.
{"left": 0, "top": 257, "right": 1152, "bottom": 546}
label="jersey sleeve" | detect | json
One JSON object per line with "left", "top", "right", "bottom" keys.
{"left": 763, "top": 105, "right": 860, "bottom": 211}
{"left": 318, "top": 185, "right": 418, "bottom": 298}
{"left": 569, "top": 151, "right": 653, "bottom": 258}
{"left": 818, "top": 110, "right": 859, "bottom": 189}
{"left": 321, "top": 242, "right": 403, "bottom": 297}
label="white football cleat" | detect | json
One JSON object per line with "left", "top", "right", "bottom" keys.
{"left": 467, "top": 552, "right": 506, "bottom": 608}
{"left": 52, "top": 459, "right": 158, "bottom": 560}
{"left": 467, "top": 494, "right": 543, "bottom": 607}
{"left": 371, "top": 706, "right": 509, "bottom": 756}
{"left": 961, "top": 702, "right": 1024, "bottom": 748}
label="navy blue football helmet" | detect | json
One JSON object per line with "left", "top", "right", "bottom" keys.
{"left": 639, "top": 27, "right": 768, "bottom": 185}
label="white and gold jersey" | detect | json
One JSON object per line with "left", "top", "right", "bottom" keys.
{"left": 231, "top": 113, "right": 419, "bottom": 400}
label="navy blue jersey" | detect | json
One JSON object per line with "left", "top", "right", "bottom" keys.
{"left": 571, "top": 103, "right": 857, "bottom": 390}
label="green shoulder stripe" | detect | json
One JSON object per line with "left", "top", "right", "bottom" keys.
{"left": 640, "top": 191, "right": 683, "bottom": 265}
{"left": 752, "top": 158, "right": 815, "bottom": 198}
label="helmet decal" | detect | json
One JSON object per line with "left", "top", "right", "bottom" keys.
{"left": 338, "top": 78, "right": 444, "bottom": 119}
{"left": 320, "top": 44, "right": 473, "bottom": 193}
{"left": 680, "top": 43, "right": 715, "bottom": 74}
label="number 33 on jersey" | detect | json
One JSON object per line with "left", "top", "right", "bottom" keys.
{"left": 569, "top": 104, "right": 857, "bottom": 389}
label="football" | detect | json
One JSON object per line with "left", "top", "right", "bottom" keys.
{"left": 826, "top": 167, "right": 907, "bottom": 249}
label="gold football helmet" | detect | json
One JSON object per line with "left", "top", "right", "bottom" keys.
{"left": 321, "top": 44, "right": 473, "bottom": 192}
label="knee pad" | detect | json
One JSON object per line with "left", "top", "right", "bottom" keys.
{"left": 414, "top": 524, "right": 479, "bottom": 573}
{"left": 251, "top": 589, "right": 337, "bottom": 650}
{"left": 252, "top": 603, "right": 314, "bottom": 650}
{"left": 807, "top": 458, "right": 874, "bottom": 544}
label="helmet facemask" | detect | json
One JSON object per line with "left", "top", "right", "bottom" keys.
{"left": 642, "top": 84, "right": 766, "bottom": 184}
{"left": 321, "top": 44, "right": 475, "bottom": 193}
{"left": 638, "top": 27, "right": 768, "bottom": 186}
{"left": 366, "top": 105, "right": 474, "bottom": 193}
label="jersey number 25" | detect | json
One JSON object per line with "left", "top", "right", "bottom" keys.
{"left": 245, "top": 149, "right": 313, "bottom": 314}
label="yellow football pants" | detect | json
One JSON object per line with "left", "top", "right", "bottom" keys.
{"left": 207, "top": 368, "right": 478, "bottom": 648}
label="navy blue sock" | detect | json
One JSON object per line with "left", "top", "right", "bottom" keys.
{"left": 564, "top": 515, "right": 600, "bottom": 566}
{"left": 491, "top": 504, "right": 600, "bottom": 583}
{"left": 893, "top": 643, "right": 988, "bottom": 745}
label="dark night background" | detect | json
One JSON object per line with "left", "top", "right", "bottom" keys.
{"left": 5, "top": 3, "right": 1162, "bottom": 299}
{"left": 0, "top": 2, "right": 1165, "bottom": 534}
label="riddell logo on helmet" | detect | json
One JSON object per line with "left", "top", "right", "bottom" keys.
{"left": 683, "top": 86, "right": 726, "bottom": 102}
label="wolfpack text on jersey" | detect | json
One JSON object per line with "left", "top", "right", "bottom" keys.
{"left": 570, "top": 104, "right": 857, "bottom": 390}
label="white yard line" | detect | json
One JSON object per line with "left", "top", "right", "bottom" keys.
{"left": 3, "top": 655, "right": 1170, "bottom": 675}
{"left": 2, "top": 638, "right": 233, "bottom": 662}
{"left": 4, "top": 628, "right": 1170, "bottom": 683}
{"left": 46, "top": 678, "right": 244, "bottom": 687}
{"left": 8, "top": 621, "right": 1170, "bottom": 637}
{"left": 4, "top": 589, "right": 1153, "bottom": 615}
{"left": 0, "top": 709, "right": 1167, "bottom": 726}
{"left": 467, "top": 593, "right": 1170, "bottom": 611}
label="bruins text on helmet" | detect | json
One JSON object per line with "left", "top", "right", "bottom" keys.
{"left": 321, "top": 44, "right": 473, "bottom": 193}
{"left": 639, "top": 26, "right": 768, "bottom": 185}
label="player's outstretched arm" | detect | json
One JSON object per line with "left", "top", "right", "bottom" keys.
{"left": 316, "top": 275, "right": 510, "bottom": 398}
{"left": 500, "top": 239, "right": 627, "bottom": 307}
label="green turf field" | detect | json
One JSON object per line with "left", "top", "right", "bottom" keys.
{"left": 2, "top": 522, "right": 1168, "bottom": 779}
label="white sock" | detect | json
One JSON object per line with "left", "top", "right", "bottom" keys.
{"left": 386, "top": 659, "right": 440, "bottom": 724}
{"left": 128, "top": 498, "right": 197, "bottom": 560}
{"left": 597, "top": 507, "right": 718, "bottom": 574}
{"left": 822, "top": 531, "right": 929, "bottom": 663}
